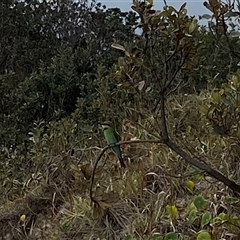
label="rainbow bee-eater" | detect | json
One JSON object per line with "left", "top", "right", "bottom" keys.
{"left": 102, "top": 121, "right": 126, "bottom": 168}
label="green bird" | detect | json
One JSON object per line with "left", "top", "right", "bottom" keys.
{"left": 102, "top": 121, "right": 126, "bottom": 168}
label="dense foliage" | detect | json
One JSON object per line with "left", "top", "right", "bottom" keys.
{"left": 1, "top": 0, "right": 240, "bottom": 239}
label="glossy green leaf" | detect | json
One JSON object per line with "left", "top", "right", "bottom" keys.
{"left": 188, "top": 209, "right": 197, "bottom": 224}
{"left": 193, "top": 195, "right": 207, "bottom": 210}
{"left": 201, "top": 211, "right": 212, "bottom": 227}
{"left": 196, "top": 231, "right": 211, "bottom": 240}
{"left": 164, "top": 232, "right": 178, "bottom": 240}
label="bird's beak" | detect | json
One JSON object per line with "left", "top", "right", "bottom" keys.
{"left": 101, "top": 124, "right": 108, "bottom": 130}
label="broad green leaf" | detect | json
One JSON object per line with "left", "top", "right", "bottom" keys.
{"left": 187, "top": 202, "right": 197, "bottom": 214}
{"left": 20, "top": 214, "right": 26, "bottom": 222}
{"left": 201, "top": 211, "right": 212, "bottom": 227}
{"left": 189, "top": 20, "right": 198, "bottom": 33}
{"left": 150, "top": 234, "right": 163, "bottom": 240}
{"left": 188, "top": 209, "right": 197, "bottom": 224}
{"left": 219, "top": 89, "right": 225, "bottom": 95}
{"left": 212, "top": 91, "right": 221, "bottom": 103}
{"left": 199, "top": 14, "right": 212, "bottom": 19}
{"left": 164, "top": 232, "right": 178, "bottom": 240}
{"left": 182, "top": 58, "right": 199, "bottom": 72}
{"left": 199, "top": 105, "right": 209, "bottom": 115}
{"left": 203, "top": 1, "right": 214, "bottom": 13}
{"left": 231, "top": 74, "right": 240, "bottom": 89}
{"left": 230, "top": 31, "right": 240, "bottom": 38}
{"left": 186, "top": 180, "right": 195, "bottom": 193}
{"left": 218, "top": 212, "right": 228, "bottom": 221}
{"left": 179, "top": 2, "right": 187, "bottom": 13}
{"left": 224, "top": 11, "right": 240, "bottom": 17}
{"left": 146, "top": 0, "right": 153, "bottom": 4}
{"left": 196, "top": 231, "right": 211, "bottom": 240}
{"left": 168, "top": 6, "right": 177, "bottom": 14}
{"left": 166, "top": 205, "right": 178, "bottom": 218}
{"left": 181, "top": 8, "right": 187, "bottom": 16}
{"left": 193, "top": 195, "right": 207, "bottom": 210}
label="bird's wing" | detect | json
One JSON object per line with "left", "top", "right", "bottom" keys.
{"left": 114, "top": 130, "right": 121, "bottom": 142}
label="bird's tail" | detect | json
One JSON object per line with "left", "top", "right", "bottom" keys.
{"left": 113, "top": 146, "right": 126, "bottom": 168}
{"left": 119, "top": 156, "right": 126, "bottom": 168}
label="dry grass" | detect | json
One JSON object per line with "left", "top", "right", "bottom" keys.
{"left": 1, "top": 93, "right": 240, "bottom": 239}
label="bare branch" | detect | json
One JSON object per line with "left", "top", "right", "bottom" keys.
{"left": 158, "top": 89, "right": 240, "bottom": 194}
{"left": 163, "top": 137, "right": 240, "bottom": 193}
